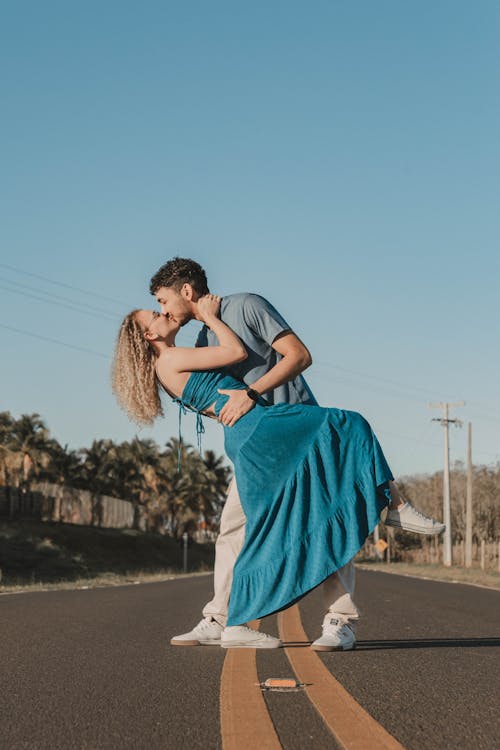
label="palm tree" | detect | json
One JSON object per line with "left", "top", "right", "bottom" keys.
{"left": 156, "top": 439, "right": 199, "bottom": 536}
{"left": 154, "top": 440, "right": 230, "bottom": 538}
{"left": 40, "top": 441, "right": 85, "bottom": 487}
{"left": 0, "top": 413, "right": 54, "bottom": 488}
{"left": 80, "top": 439, "right": 120, "bottom": 495}
{"left": 203, "top": 450, "right": 231, "bottom": 513}
{"left": 0, "top": 411, "right": 15, "bottom": 486}
{"left": 114, "top": 438, "right": 161, "bottom": 530}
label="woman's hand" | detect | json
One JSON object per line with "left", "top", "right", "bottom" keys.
{"left": 197, "top": 294, "right": 221, "bottom": 324}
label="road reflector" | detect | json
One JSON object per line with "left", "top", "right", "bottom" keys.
{"left": 375, "top": 539, "right": 388, "bottom": 552}
{"left": 259, "top": 678, "right": 303, "bottom": 691}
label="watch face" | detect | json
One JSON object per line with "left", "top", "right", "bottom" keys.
{"left": 247, "top": 389, "right": 259, "bottom": 402}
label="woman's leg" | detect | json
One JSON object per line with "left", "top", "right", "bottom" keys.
{"left": 321, "top": 562, "right": 360, "bottom": 624}
{"left": 310, "top": 561, "right": 359, "bottom": 651}
{"left": 388, "top": 480, "right": 405, "bottom": 510}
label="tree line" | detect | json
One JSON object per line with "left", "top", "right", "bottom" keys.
{"left": 399, "top": 461, "right": 499, "bottom": 544}
{"left": 1, "top": 411, "right": 498, "bottom": 545}
{"left": 0, "top": 411, "right": 231, "bottom": 537}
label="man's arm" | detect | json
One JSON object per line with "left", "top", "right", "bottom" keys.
{"left": 217, "top": 331, "right": 312, "bottom": 427}
{"left": 249, "top": 331, "right": 312, "bottom": 394}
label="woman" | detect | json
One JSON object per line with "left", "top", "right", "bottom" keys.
{"left": 112, "top": 295, "right": 395, "bottom": 627}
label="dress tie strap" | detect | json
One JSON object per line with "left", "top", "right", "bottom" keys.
{"left": 175, "top": 399, "right": 187, "bottom": 473}
{"left": 172, "top": 397, "right": 205, "bottom": 473}
{"left": 196, "top": 412, "right": 205, "bottom": 453}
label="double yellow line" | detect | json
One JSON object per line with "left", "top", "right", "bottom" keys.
{"left": 220, "top": 619, "right": 281, "bottom": 748}
{"left": 220, "top": 606, "right": 405, "bottom": 750}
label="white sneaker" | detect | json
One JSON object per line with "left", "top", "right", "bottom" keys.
{"left": 170, "top": 617, "right": 223, "bottom": 646}
{"left": 311, "top": 616, "right": 356, "bottom": 652}
{"left": 385, "top": 502, "right": 446, "bottom": 535}
{"left": 221, "top": 625, "right": 282, "bottom": 649}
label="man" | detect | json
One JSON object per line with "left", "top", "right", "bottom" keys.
{"left": 150, "top": 257, "right": 444, "bottom": 650}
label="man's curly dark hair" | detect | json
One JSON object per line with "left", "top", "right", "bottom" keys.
{"left": 149, "top": 257, "right": 210, "bottom": 296}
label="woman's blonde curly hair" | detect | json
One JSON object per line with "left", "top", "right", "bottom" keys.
{"left": 112, "top": 310, "right": 164, "bottom": 426}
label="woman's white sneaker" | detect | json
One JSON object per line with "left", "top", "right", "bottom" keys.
{"left": 221, "top": 625, "right": 282, "bottom": 649}
{"left": 311, "top": 617, "right": 356, "bottom": 652}
{"left": 170, "top": 617, "right": 223, "bottom": 646}
{"left": 385, "top": 502, "right": 446, "bottom": 535}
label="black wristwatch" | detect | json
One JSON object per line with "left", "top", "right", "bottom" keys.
{"left": 246, "top": 388, "right": 260, "bottom": 403}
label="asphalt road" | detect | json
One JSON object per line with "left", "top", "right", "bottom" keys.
{"left": 1, "top": 571, "right": 499, "bottom": 749}
{"left": 300, "top": 571, "right": 500, "bottom": 750}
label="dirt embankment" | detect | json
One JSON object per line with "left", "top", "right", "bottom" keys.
{"left": 0, "top": 520, "right": 214, "bottom": 591}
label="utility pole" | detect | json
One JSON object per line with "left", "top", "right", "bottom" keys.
{"left": 373, "top": 524, "right": 379, "bottom": 560}
{"left": 465, "top": 422, "right": 473, "bottom": 568}
{"left": 182, "top": 532, "right": 189, "bottom": 573}
{"left": 429, "top": 401, "right": 465, "bottom": 567}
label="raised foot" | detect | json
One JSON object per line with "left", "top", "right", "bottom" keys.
{"left": 385, "top": 502, "right": 446, "bottom": 536}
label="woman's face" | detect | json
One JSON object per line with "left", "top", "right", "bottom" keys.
{"left": 135, "top": 310, "right": 180, "bottom": 341}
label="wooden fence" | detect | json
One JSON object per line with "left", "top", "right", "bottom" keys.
{"left": 0, "top": 483, "right": 135, "bottom": 530}
{"left": 363, "top": 533, "right": 500, "bottom": 571}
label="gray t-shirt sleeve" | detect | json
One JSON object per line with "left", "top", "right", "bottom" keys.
{"left": 195, "top": 326, "right": 209, "bottom": 348}
{"left": 242, "top": 294, "right": 291, "bottom": 346}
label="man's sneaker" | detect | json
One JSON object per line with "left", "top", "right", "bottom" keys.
{"left": 385, "top": 502, "right": 446, "bottom": 535}
{"left": 221, "top": 625, "right": 282, "bottom": 649}
{"left": 311, "top": 617, "right": 356, "bottom": 652}
{"left": 170, "top": 617, "right": 223, "bottom": 646}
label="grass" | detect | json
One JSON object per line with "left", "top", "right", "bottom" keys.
{"left": 3, "top": 520, "right": 498, "bottom": 595}
{"left": 0, "top": 519, "right": 214, "bottom": 592}
{"left": 357, "top": 560, "right": 500, "bottom": 590}
{"left": 0, "top": 570, "right": 212, "bottom": 594}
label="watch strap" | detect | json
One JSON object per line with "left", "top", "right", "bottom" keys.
{"left": 246, "top": 388, "right": 260, "bottom": 403}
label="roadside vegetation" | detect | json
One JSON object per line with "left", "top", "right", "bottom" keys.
{"left": 1, "top": 410, "right": 499, "bottom": 592}
{"left": 0, "top": 411, "right": 230, "bottom": 535}
{"left": 357, "top": 561, "right": 500, "bottom": 590}
{"left": 0, "top": 519, "right": 214, "bottom": 591}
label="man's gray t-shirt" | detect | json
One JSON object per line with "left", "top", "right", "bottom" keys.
{"left": 196, "top": 293, "right": 317, "bottom": 406}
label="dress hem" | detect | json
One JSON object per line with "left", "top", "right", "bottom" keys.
{"left": 226, "top": 477, "right": 392, "bottom": 626}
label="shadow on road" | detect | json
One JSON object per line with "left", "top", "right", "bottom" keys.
{"left": 357, "top": 637, "right": 500, "bottom": 650}
{"left": 282, "top": 638, "right": 500, "bottom": 650}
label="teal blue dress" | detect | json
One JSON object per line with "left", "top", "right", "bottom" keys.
{"left": 177, "top": 369, "right": 393, "bottom": 627}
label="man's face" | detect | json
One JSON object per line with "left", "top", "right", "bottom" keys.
{"left": 154, "top": 286, "right": 194, "bottom": 326}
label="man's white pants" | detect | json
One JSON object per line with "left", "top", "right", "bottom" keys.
{"left": 202, "top": 478, "right": 360, "bottom": 628}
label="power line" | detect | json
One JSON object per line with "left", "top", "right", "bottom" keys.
{"left": 0, "top": 261, "right": 125, "bottom": 306}
{"left": 376, "top": 427, "right": 441, "bottom": 449}
{"left": 3, "top": 262, "right": 500, "bottom": 410}
{"left": 465, "top": 400, "right": 500, "bottom": 418}
{"left": 0, "top": 320, "right": 198, "bottom": 360}
{"left": 0, "top": 283, "right": 118, "bottom": 322}
{"left": 3, "top": 263, "right": 500, "bottom": 423}
{"left": 0, "top": 270, "right": 197, "bottom": 346}
{"left": 310, "top": 365, "right": 500, "bottom": 424}
{"left": 308, "top": 369, "right": 431, "bottom": 405}
{"left": 313, "top": 360, "right": 451, "bottom": 400}
{"left": 0, "top": 276, "right": 121, "bottom": 316}
{"left": 0, "top": 323, "right": 110, "bottom": 359}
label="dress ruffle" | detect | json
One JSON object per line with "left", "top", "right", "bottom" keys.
{"left": 225, "top": 406, "right": 393, "bottom": 625}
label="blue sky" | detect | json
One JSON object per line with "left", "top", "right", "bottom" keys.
{"left": 1, "top": 1, "right": 499, "bottom": 477}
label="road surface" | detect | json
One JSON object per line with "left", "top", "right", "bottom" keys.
{"left": 1, "top": 570, "right": 498, "bottom": 749}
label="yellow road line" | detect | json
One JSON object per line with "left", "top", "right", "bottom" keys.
{"left": 220, "top": 619, "right": 282, "bottom": 750}
{"left": 278, "top": 606, "right": 405, "bottom": 750}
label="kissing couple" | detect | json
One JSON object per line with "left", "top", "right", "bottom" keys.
{"left": 112, "top": 257, "right": 444, "bottom": 651}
